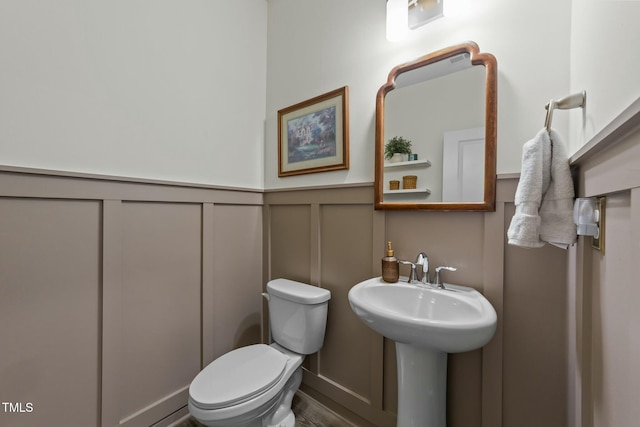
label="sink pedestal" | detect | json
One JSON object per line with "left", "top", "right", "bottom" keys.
{"left": 348, "top": 278, "right": 497, "bottom": 427}
{"left": 396, "top": 343, "right": 447, "bottom": 427}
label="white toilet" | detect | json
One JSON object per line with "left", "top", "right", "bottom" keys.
{"left": 188, "top": 278, "right": 331, "bottom": 427}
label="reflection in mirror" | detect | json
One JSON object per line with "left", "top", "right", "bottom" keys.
{"left": 375, "top": 42, "right": 497, "bottom": 211}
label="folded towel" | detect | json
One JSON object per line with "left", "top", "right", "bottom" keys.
{"left": 507, "top": 128, "right": 576, "bottom": 248}
{"left": 540, "top": 129, "right": 577, "bottom": 247}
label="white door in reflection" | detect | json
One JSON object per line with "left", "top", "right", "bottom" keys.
{"left": 442, "top": 127, "right": 485, "bottom": 202}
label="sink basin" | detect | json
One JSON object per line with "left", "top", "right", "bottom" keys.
{"left": 348, "top": 277, "right": 497, "bottom": 427}
{"left": 348, "top": 277, "right": 496, "bottom": 353}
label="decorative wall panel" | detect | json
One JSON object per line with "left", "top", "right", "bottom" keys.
{"left": 0, "top": 168, "right": 263, "bottom": 427}
{"left": 119, "top": 202, "right": 202, "bottom": 426}
{"left": 264, "top": 185, "right": 504, "bottom": 427}
{"left": 268, "top": 205, "right": 311, "bottom": 284}
{"left": 570, "top": 114, "right": 640, "bottom": 427}
{"left": 0, "top": 198, "right": 101, "bottom": 427}
{"left": 0, "top": 166, "right": 577, "bottom": 427}
{"left": 211, "top": 204, "right": 263, "bottom": 362}
{"left": 503, "top": 203, "right": 568, "bottom": 427}
{"left": 264, "top": 180, "right": 569, "bottom": 427}
{"left": 319, "top": 205, "right": 376, "bottom": 401}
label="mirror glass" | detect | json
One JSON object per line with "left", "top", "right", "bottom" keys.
{"left": 375, "top": 42, "right": 497, "bottom": 211}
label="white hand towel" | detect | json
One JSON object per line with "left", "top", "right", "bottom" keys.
{"left": 539, "top": 129, "right": 577, "bottom": 247}
{"left": 507, "top": 128, "right": 576, "bottom": 248}
{"left": 507, "top": 128, "right": 551, "bottom": 248}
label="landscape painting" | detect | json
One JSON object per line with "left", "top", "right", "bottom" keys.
{"left": 278, "top": 86, "right": 349, "bottom": 177}
{"left": 286, "top": 105, "right": 336, "bottom": 164}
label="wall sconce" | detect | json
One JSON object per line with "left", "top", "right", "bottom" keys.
{"left": 409, "top": 0, "right": 444, "bottom": 29}
{"left": 386, "top": 0, "right": 408, "bottom": 42}
{"left": 387, "top": 0, "right": 444, "bottom": 42}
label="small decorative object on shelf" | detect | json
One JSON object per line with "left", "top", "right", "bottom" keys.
{"left": 389, "top": 180, "right": 400, "bottom": 190}
{"left": 385, "top": 136, "right": 412, "bottom": 163}
{"left": 403, "top": 175, "right": 417, "bottom": 189}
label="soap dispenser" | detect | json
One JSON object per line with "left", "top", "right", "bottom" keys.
{"left": 382, "top": 241, "right": 399, "bottom": 283}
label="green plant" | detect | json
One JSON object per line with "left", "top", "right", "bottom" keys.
{"left": 384, "top": 136, "right": 412, "bottom": 160}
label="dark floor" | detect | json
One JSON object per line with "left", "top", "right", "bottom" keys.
{"left": 177, "top": 392, "right": 354, "bottom": 427}
{"left": 292, "top": 393, "right": 355, "bottom": 427}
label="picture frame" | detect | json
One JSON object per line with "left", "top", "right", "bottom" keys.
{"left": 278, "top": 86, "right": 349, "bottom": 177}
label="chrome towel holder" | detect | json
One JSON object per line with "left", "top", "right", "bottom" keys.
{"left": 544, "top": 90, "right": 587, "bottom": 132}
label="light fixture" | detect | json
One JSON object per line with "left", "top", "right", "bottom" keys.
{"left": 408, "top": 0, "right": 444, "bottom": 29}
{"left": 386, "top": 0, "right": 408, "bottom": 42}
{"left": 387, "top": 1, "right": 446, "bottom": 41}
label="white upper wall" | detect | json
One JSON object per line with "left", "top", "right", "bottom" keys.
{"left": 3, "top": 1, "right": 636, "bottom": 189}
{"left": 0, "top": 0, "right": 267, "bottom": 189}
{"left": 265, "top": 0, "right": 572, "bottom": 189}
{"left": 569, "top": 0, "right": 640, "bottom": 155}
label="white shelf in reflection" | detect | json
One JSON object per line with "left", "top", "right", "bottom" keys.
{"left": 384, "top": 159, "right": 431, "bottom": 168}
{"left": 384, "top": 188, "right": 432, "bottom": 195}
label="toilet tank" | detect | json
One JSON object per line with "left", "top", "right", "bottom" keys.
{"left": 265, "top": 279, "right": 331, "bottom": 354}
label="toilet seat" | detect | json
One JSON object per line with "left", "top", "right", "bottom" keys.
{"left": 189, "top": 344, "right": 288, "bottom": 410}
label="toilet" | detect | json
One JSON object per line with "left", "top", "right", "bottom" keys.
{"left": 188, "top": 278, "right": 331, "bottom": 427}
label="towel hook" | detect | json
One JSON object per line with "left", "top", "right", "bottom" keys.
{"left": 544, "top": 90, "right": 586, "bottom": 132}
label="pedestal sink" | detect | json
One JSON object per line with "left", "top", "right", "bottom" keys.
{"left": 348, "top": 277, "right": 497, "bottom": 427}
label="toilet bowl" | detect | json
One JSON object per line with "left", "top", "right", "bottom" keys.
{"left": 188, "top": 343, "right": 303, "bottom": 427}
{"left": 188, "top": 279, "right": 331, "bottom": 427}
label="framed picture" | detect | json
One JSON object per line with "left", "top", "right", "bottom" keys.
{"left": 278, "top": 86, "right": 349, "bottom": 177}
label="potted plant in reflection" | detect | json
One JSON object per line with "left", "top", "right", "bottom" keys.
{"left": 385, "top": 136, "right": 412, "bottom": 163}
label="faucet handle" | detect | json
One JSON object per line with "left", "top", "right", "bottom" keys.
{"left": 433, "top": 266, "right": 457, "bottom": 288}
{"left": 399, "top": 260, "right": 418, "bottom": 283}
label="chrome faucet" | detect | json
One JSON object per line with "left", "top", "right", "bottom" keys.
{"left": 414, "top": 252, "right": 429, "bottom": 284}
{"left": 400, "top": 251, "right": 458, "bottom": 290}
{"left": 399, "top": 252, "right": 429, "bottom": 284}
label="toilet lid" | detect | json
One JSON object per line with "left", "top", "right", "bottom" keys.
{"left": 189, "top": 344, "right": 288, "bottom": 410}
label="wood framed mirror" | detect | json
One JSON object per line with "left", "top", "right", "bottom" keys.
{"left": 374, "top": 42, "right": 497, "bottom": 211}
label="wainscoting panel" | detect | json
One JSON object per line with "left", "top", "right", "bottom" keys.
{"left": 318, "top": 204, "right": 376, "bottom": 401}
{"left": 265, "top": 179, "right": 570, "bottom": 427}
{"left": 0, "top": 167, "right": 263, "bottom": 427}
{"left": 268, "top": 205, "right": 312, "bottom": 284}
{"left": 502, "top": 203, "right": 568, "bottom": 427}
{"left": 119, "top": 202, "right": 202, "bottom": 427}
{"left": 210, "top": 204, "right": 263, "bottom": 362}
{"left": 569, "top": 111, "right": 640, "bottom": 427}
{"left": 264, "top": 185, "right": 505, "bottom": 427}
{"left": 265, "top": 186, "right": 393, "bottom": 427}
{"left": 1, "top": 167, "right": 575, "bottom": 427}
{"left": 0, "top": 198, "right": 102, "bottom": 427}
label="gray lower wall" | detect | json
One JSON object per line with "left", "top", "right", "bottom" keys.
{"left": 264, "top": 179, "right": 568, "bottom": 427}
{"left": 0, "top": 167, "right": 571, "bottom": 427}
{"left": 568, "top": 113, "right": 640, "bottom": 427}
{"left": 0, "top": 168, "right": 263, "bottom": 427}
